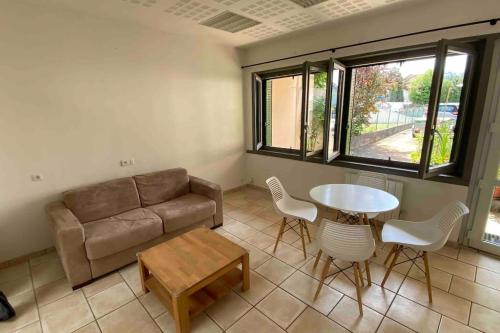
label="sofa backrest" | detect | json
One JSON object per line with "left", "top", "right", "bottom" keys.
{"left": 63, "top": 177, "right": 141, "bottom": 223}
{"left": 134, "top": 168, "right": 190, "bottom": 206}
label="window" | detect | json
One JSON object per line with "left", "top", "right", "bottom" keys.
{"left": 251, "top": 38, "right": 483, "bottom": 183}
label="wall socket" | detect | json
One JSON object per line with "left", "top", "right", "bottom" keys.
{"left": 120, "top": 159, "right": 135, "bottom": 167}
{"left": 31, "top": 174, "right": 43, "bottom": 182}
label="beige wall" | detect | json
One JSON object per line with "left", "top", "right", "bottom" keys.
{"left": 0, "top": 2, "right": 245, "bottom": 262}
{"left": 241, "top": 0, "right": 500, "bottom": 242}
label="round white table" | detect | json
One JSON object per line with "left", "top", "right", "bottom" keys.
{"left": 309, "top": 184, "right": 399, "bottom": 215}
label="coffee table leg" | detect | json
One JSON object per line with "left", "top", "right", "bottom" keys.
{"left": 173, "top": 295, "right": 190, "bottom": 333}
{"left": 242, "top": 253, "right": 250, "bottom": 291}
{"left": 138, "top": 255, "right": 149, "bottom": 294}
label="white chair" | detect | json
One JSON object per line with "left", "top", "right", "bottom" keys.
{"left": 381, "top": 201, "right": 469, "bottom": 302}
{"left": 266, "top": 176, "right": 318, "bottom": 259}
{"left": 313, "top": 219, "right": 375, "bottom": 315}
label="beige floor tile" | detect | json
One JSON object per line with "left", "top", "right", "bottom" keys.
{"left": 438, "top": 316, "right": 480, "bottom": 333}
{"left": 39, "top": 291, "right": 94, "bottom": 333}
{"left": 281, "top": 271, "right": 342, "bottom": 315}
{"left": 87, "top": 281, "right": 135, "bottom": 318}
{"left": 429, "top": 253, "right": 476, "bottom": 281}
{"left": 298, "top": 257, "right": 336, "bottom": 283}
{"left": 215, "top": 229, "right": 241, "bottom": 244}
{"left": 287, "top": 306, "right": 348, "bottom": 333}
{"left": 469, "top": 303, "right": 500, "bottom": 333}
{"left": 205, "top": 291, "right": 252, "bottom": 330}
{"left": 255, "top": 258, "right": 296, "bottom": 285}
{"left": 223, "top": 202, "right": 237, "bottom": 213}
{"left": 386, "top": 295, "right": 440, "bottom": 333}
{"left": 83, "top": 273, "right": 124, "bottom": 298}
{"left": 237, "top": 241, "right": 272, "bottom": 269}
{"left": 265, "top": 242, "right": 310, "bottom": 268}
{"left": 244, "top": 231, "right": 277, "bottom": 250}
{"left": 329, "top": 296, "right": 383, "bottom": 333}
{"left": 262, "top": 224, "right": 301, "bottom": 244}
{"left": 0, "top": 263, "right": 30, "bottom": 284}
{"left": 370, "top": 247, "right": 412, "bottom": 276}
{"left": 226, "top": 308, "right": 285, "bottom": 333}
{"left": 435, "top": 246, "right": 460, "bottom": 259}
{"left": 223, "top": 221, "right": 259, "bottom": 240}
{"left": 256, "top": 288, "right": 306, "bottom": 329}
{"left": 31, "top": 259, "right": 65, "bottom": 289}
{"left": 74, "top": 321, "right": 101, "bottom": 333}
{"left": 35, "top": 278, "right": 73, "bottom": 307}
{"left": 225, "top": 208, "right": 260, "bottom": 223}
{"left": 256, "top": 208, "right": 283, "bottom": 223}
{"left": 449, "top": 275, "right": 500, "bottom": 312}
{"left": 407, "top": 264, "right": 452, "bottom": 291}
{"left": 139, "top": 292, "right": 167, "bottom": 319}
{"left": 458, "top": 248, "right": 500, "bottom": 274}
{"left": 398, "top": 278, "right": 470, "bottom": 324}
{"left": 329, "top": 273, "right": 395, "bottom": 314}
{"left": 222, "top": 215, "right": 238, "bottom": 226}
{"left": 29, "top": 252, "right": 60, "bottom": 267}
{"left": 12, "top": 322, "right": 42, "bottom": 333}
{"left": 364, "top": 262, "right": 404, "bottom": 293}
{"left": 119, "top": 263, "right": 145, "bottom": 297}
{"left": 0, "top": 275, "right": 32, "bottom": 298}
{"left": 98, "top": 299, "right": 160, "bottom": 333}
{"left": 0, "top": 291, "right": 38, "bottom": 332}
{"left": 235, "top": 270, "right": 275, "bottom": 305}
{"left": 156, "top": 311, "right": 221, "bottom": 333}
{"left": 244, "top": 217, "right": 276, "bottom": 231}
{"left": 377, "top": 317, "right": 414, "bottom": 333}
{"left": 291, "top": 238, "right": 319, "bottom": 256}
{"left": 475, "top": 267, "right": 500, "bottom": 290}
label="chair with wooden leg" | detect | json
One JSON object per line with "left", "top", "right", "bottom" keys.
{"left": 266, "top": 177, "right": 318, "bottom": 259}
{"left": 380, "top": 201, "right": 469, "bottom": 303}
{"left": 313, "top": 219, "right": 375, "bottom": 315}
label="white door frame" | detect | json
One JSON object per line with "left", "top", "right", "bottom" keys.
{"left": 464, "top": 38, "right": 500, "bottom": 255}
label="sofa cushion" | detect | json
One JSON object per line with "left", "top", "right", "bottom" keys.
{"left": 134, "top": 168, "right": 190, "bottom": 206}
{"left": 63, "top": 177, "right": 141, "bottom": 223}
{"left": 146, "top": 193, "right": 216, "bottom": 233}
{"left": 83, "top": 208, "right": 163, "bottom": 260}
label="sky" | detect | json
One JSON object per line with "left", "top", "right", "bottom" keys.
{"left": 390, "top": 54, "right": 468, "bottom": 77}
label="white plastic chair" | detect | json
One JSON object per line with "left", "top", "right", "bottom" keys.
{"left": 313, "top": 219, "right": 375, "bottom": 315}
{"left": 381, "top": 201, "right": 469, "bottom": 302}
{"left": 266, "top": 176, "right": 318, "bottom": 258}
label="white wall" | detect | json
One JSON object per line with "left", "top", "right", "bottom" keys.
{"left": 0, "top": 2, "right": 245, "bottom": 262}
{"left": 240, "top": 0, "right": 500, "bottom": 242}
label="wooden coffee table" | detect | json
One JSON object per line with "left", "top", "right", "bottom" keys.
{"left": 137, "top": 228, "right": 250, "bottom": 333}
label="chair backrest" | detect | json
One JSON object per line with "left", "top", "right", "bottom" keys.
{"left": 431, "top": 201, "right": 469, "bottom": 237}
{"left": 266, "top": 176, "right": 289, "bottom": 204}
{"left": 355, "top": 171, "right": 387, "bottom": 191}
{"left": 318, "top": 219, "right": 375, "bottom": 262}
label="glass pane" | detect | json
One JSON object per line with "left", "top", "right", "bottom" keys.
{"left": 347, "top": 58, "right": 436, "bottom": 163}
{"left": 429, "top": 51, "right": 468, "bottom": 167}
{"left": 265, "top": 75, "right": 302, "bottom": 149}
{"left": 327, "top": 69, "right": 341, "bottom": 160}
{"left": 306, "top": 69, "right": 327, "bottom": 153}
{"left": 482, "top": 186, "right": 500, "bottom": 246}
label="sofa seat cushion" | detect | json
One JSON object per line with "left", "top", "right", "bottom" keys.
{"left": 84, "top": 208, "right": 163, "bottom": 260}
{"left": 147, "top": 193, "right": 216, "bottom": 233}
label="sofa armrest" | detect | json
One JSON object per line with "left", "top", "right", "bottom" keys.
{"left": 189, "top": 176, "right": 223, "bottom": 227}
{"left": 46, "top": 201, "right": 91, "bottom": 287}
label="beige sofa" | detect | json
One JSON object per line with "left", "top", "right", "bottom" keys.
{"left": 46, "top": 168, "right": 222, "bottom": 288}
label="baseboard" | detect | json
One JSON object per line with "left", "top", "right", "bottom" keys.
{"left": 0, "top": 247, "right": 56, "bottom": 270}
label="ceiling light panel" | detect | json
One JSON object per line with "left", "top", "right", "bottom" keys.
{"left": 289, "top": 0, "right": 329, "bottom": 8}
{"left": 201, "top": 11, "right": 261, "bottom": 33}
{"left": 121, "top": 0, "right": 158, "bottom": 8}
{"left": 238, "top": 0, "right": 298, "bottom": 20}
{"left": 164, "top": 0, "right": 223, "bottom": 22}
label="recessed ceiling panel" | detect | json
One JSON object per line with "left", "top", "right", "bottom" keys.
{"left": 238, "top": 0, "right": 298, "bottom": 20}
{"left": 202, "top": 11, "right": 261, "bottom": 33}
{"left": 243, "top": 24, "right": 283, "bottom": 40}
{"left": 164, "top": 0, "right": 222, "bottom": 22}
{"left": 289, "top": 0, "right": 329, "bottom": 8}
{"left": 275, "top": 12, "right": 325, "bottom": 30}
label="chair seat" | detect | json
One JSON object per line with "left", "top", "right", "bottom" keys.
{"left": 276, "top": 198, "right": 317, "bottom": 222}
{"left": 381, "top": 219, "right": 443, "bottom": 251}
{"left": 147, "top": 193, "right": 216, "bottom": 233}
{"left": 84, "top": 208, "right": 163, "bottom": 260}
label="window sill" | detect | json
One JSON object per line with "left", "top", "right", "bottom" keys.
{"left": 246, "top": 149, "right": 469, "bottom": 186}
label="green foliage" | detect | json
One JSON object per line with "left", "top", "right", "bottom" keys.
{"left": 307, "top": 96, "right": 325, "bottom": 151}
{"left": 314, "top": 72, "right": 327, "bottom": 89}
{"left": 408, "top": 70, "right": 464, "bottom": 105}
{"left": 410, "top": 122, "right": 453, "bottom": 165}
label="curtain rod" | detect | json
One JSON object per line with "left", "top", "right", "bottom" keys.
{"left": 241, "top": 18, "right": 499, "bottom": 69}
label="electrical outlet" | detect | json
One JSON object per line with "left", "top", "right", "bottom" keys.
{"left": 31, "top": 174, "right": 43, "bottom": 182}
{"left": 120, "top": 160, "right": 131, "bottom": 167}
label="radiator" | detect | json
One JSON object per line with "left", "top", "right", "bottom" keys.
{"left": 345, "top": 172, "right": 403, "bottom": 222}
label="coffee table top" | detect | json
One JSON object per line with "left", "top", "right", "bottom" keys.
{"left": 138, "top": 228, "right": 247, "bottom": 296}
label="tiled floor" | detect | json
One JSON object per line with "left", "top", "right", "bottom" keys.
{"left": 2, "top": 187, "right": 500, "bottom": 333}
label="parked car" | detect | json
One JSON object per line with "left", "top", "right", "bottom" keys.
{"left": 412, "top": 103, "right": 459, "bottom": 137}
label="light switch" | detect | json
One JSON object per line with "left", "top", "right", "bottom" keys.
{"left": 31, "top": 174, "right": 43, "bottom": 181}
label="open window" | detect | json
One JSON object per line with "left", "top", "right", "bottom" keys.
{"left": 325, "top": 60, "right": 345, "bottom": 162}
{"left": 419, "top": 39, "right": 476, "bottom": 178}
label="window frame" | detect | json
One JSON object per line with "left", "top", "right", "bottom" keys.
{"left": 249, "top": 36, "right": 490, "bottom": 186}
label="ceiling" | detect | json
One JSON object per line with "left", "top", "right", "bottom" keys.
{"left": 25, "top": 0, "right": 418, "bottom": 46}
